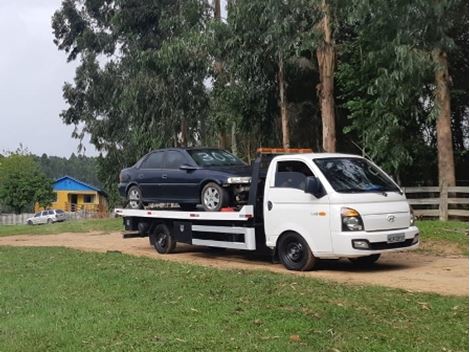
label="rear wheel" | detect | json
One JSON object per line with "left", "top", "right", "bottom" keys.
{"left": 349, "top": 254, "right": 381, "bottom": 266}
{"left": 201, "top": 182, "right": 228, "bottom": 212}
{"left": 149, "top": 224, "right": 176, "bottom": 254}
{"left": 278, "top": 232, "right": 316, "bottom": 271}
{"left": 127, "top": 186, "right": 143, "bottom": 209}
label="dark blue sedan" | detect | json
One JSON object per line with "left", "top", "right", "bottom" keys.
{"left": 118, "top": 148, "right": 252, "bottom": 211}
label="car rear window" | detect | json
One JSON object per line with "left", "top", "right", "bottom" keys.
{"left": 188, "top": 149, "right": 246, "bottom": 167}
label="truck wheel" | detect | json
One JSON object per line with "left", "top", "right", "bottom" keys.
{"left": 278, "top": 232, "right": 316, "bottom": 271}
{"left": 150, "top": 224, "right": 176, "bottom": 254}
{"left": 349, "top": 254, "right": 381, "bottom": 266}
{"left": 201, "top": 182, "right": 228, "bottom": 211}
{"left": 127, "top": 186, "right": 143, "bottom": 209}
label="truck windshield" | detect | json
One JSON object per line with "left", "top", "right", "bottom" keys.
{"left": 188, "top": 149, "right": 246, "bottom": 167}
{"left": 313, "top": 157, "right": 400, "bottom": 193}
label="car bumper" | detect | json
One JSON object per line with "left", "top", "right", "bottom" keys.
{"left": 118, "top": 183, "right": 128, "bottom": 198}
{"left": 331, "top": 226, "right": 419, "bottom": 258}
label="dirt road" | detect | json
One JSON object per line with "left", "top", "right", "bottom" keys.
{"left": 0, "top": 232, "right": 467, "bottom": 296}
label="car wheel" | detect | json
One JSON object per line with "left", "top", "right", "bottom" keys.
{"left": 278, "top": 232, "right": 316, "bottom": 271}
{"left": 47, "top": 218, "right": 53, "bottom": 224}
{"left": 127, "top": 186, "right": 144, "bottom": 209}
{"left": 201, "top": 182, "right": 228, "bottom": 212}
{"left": 149, "top": 224, "right": 176, "bottom": 254}
{"left": 27, "top": 220, "right": 33, "bottom": 225}
{"left": 349, "top": 254, "right": 381, "bottom": 266}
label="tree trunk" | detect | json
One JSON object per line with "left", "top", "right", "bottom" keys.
{"left": 231, "top": 122, "right": 238, "bottom": 155}
{"left": 316, "top": 0, "right": 336, "bottom": 152}
{"left": 180, "top": 118, "right": 188, "bottom": 146}
{"left": 433, "top": 48, "right": 455, "bottom": 187}
{"left": 278, "top": 54, "right": 290, "bottom": 148}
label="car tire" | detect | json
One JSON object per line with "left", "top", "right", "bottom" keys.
{"left": 278, "top": 232, "right": 317, "bottom": 271}
{"left": 127, "top": 185, "right": 144, "bottom": 209}
{"left": 27, "top": 220, "right": 33, "bottom": 225}
{"left": 149, "top": 224, "right": 176, "bottom": 254}
{"left": 349, "top": 254, "right": 381, "bottom": 266}
{"left": 47, "top": 218, "right": 53, "bottom": 224}
{"left": 201, "top": 182, "right": 228, "bottom": 212}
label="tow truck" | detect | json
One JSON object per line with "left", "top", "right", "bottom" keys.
{"left": 115, "top": 148, "right": 419, "bottom": 271}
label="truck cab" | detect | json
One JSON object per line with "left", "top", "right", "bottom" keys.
{"left": 262, "top": 152, "right": 419, "bottom": 270}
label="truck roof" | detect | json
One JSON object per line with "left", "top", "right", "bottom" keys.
{"left": 273, "top": 152, "right": 363, "bottom": 160}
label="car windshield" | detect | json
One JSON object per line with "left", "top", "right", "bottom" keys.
{"left": 188, "top": 149, "right": 246, "bottom": 167}
{"left": 314, "top": 157, "right": 400, "bottom": 193}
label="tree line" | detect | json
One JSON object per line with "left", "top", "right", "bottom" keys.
{"left": 52, "top": 0, "right": 468, "bottom": 201}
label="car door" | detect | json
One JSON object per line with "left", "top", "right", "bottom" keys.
{"left": 160, "top": 150, "right": 200, "bottom": 202}
{"left": 32, "top": 212, "right": 41, "bottom": 225}
{"left": 137, "top": 151, "right": 165, "bottom": 200}
{"left": 40, "top": 211, "right": 49, "bottom": 224}
{"left": 263, "top": 159, "right": 332, "bottom": 256}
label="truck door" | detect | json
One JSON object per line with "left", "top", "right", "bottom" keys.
{"left": 263, "top": 159, "right": 332, "bottom": 256}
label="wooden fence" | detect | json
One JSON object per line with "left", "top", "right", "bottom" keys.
{"left": 403, "top": 185, "right": 469, "bottom": 221}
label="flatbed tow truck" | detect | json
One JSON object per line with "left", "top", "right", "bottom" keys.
{"left": 115, "top": 148, "right": 419, "bottom": 271}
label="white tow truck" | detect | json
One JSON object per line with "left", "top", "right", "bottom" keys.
{"left": 115, "top": 148, "right": 419, "bottom": 271}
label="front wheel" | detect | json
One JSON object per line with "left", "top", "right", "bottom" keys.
{"left": 349, "top": 254, "right": 381, "bottom": 266}
{"left": 127, "top": 186, "right": 144, "bottom": 209}
{"left": 278, "top": 232, "right": 316, "bottom": 271}
{"left": 201, "top": 182, "right": 228, "bottom": 212}
{"left": 149, "top": 224, "right": 176, "bottom": 254}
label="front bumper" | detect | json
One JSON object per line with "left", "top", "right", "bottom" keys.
{"left": 331, "top": 226, "right": 419, "bottom": 258}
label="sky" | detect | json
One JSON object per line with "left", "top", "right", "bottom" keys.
{"left": 0, "top": 0, "right": 98, "bottom": 157}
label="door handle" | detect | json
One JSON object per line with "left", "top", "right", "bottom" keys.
{"left": 162, "top": 174, "right": 168, "bottom": 179}
{"left": 267, "top": 201, "right": 273, "bottom": 211}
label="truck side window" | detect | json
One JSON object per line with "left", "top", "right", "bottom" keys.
{"left": 275, "top": 161, "right": 314, "bottom": 190}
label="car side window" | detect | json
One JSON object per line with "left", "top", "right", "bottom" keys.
{"left": 165, "top": 151, "right": 187, "bottom": 169}
{"left": 34, "top": 213, "right": 41, "bottom": 217}
{"left": 141, "top": 152, "right": 164, "bottom": 169}
{"left": 48, "top": 210, "right": 54, "bottom": 215}
{"left": 41, "top": 211, "right": 48, "bottom": 216}
{"left": 274, "top": 161, "right": 314, "bottom": 191}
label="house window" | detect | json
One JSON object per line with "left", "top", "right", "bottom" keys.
{"left": 84, "top": 195, "right": 94, "bottom": 203}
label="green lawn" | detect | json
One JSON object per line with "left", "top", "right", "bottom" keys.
{"left": 0, "top": 247, "right": 467, "bottom": 352}
{"left": 0, "top": 218, "right": 121, "bottom": 237}
{"left": 416, "top": 220, "right": 469, "bottom": 256}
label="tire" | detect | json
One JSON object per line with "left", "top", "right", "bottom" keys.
{"left": 127, "top": 185, "right": 144, "bottom": 209}
{"left": 278, "top": 232, "right": 316, "bottom": 271}
{"left": 149, "top": 224, "right": 176, "bottom": 254}
{"left": 201, "top": 182, "right": 228, "bottom": 212}
{"left": 47, "top": 218, "right": 53, "bottom": 224}
{"left": 27, "top": 220, "right": 33, "bottom": 225}
{"left": 349, "top": 254, "right": 381, "bottom": 266}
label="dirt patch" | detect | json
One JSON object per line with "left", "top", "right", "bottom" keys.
{"left": 0, "top": 232, "right": 467, "bottom": 296}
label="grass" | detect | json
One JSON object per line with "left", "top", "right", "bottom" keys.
{"left": 0, "top": 247, "right": 467, "bottom": 352}
{"left": 416, "top": 220, "right": 469, "bottom": 256}
{"left": 0, "top": 218, "right": 121, "bottom": 237}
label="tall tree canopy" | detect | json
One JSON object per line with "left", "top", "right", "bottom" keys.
{"left": 53, "top": 0, "right": 468, "bottom": 202}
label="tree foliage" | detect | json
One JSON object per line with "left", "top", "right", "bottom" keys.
{"left": 0, "top": 153, "right": 55, "bottom": 214}
{"left": 53, "top": 0, "right": 468, "bottom": 191}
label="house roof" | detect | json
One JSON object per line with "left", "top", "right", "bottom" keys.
{"left": 53, "top": 176, "right": 104, "bottom": 194}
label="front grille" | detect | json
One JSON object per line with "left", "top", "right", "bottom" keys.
{"left": 353, "top": 238, "right": 415, "bottom": 250}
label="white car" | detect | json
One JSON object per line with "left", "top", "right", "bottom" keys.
{"left": 26, "top": 209, "right": 67, "bottom": 225}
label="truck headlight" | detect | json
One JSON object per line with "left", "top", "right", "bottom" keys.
{"left": 227, "top": 177, "right": 252, "bottom": 184}
{"left": 409, "top": 206, "right": 415, "bottom": 226}
{"left": 341, "top": 207, "right": 364, "bottom": 231}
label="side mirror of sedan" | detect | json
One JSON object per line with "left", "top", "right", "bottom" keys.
{"left": 180, "top": 164, "right": 198, "bottom": 171}
{"left": 304, "top": 176, "right": 324, "bottom": 198}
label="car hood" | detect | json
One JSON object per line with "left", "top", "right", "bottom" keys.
{"left": 204, "top": 165, "right": 253, "bottom": 177}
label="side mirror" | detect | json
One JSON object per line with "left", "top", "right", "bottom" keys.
{"left": 304, "top": 176, "right": 324, "bottom": 198}
{"left": 180, "top": 164, "right": 197, "bottom": 171}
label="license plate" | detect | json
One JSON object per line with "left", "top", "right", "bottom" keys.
{"left": 387, "top": 233, "right": 405, "bottom": 243}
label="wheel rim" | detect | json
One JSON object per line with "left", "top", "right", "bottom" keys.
{"left": 128, "top": 188, "right": 141, "bottom": 209}
{"left": 157, "top": 233, "right": 168, "bottom": 249}
{"left": 203, "top": 187, "right": 220, "bottom": 210}
{"left": 285, "top": 241, "right": 304, "bottom": 263}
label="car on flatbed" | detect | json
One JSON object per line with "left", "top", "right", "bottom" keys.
{"left": 116, "top": 149, "right": 419, "bottom": 271}
{"left": 119, "top": 148, "right": 252, "bottom": 211}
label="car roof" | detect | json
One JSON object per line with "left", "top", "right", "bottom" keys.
{"left": 273, "top": 152, "right": 363, "bottom": 161}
